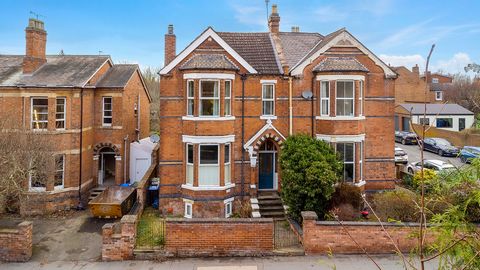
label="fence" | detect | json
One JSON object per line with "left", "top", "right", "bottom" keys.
{"left": 136, "top": 208, "right": 166, "bottom": 249}
{"left": 412, "top": 124, "right": 480, "bottom": 147}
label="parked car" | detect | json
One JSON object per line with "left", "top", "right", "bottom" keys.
{"left": 422, "top": 138, "right": 459, "bottom": 157}
{"left": 395, "top": 147, "right": 408, "bottom": 164}
{"left": 459, "top": 146, "right": 480, "bottom": 163}
{"left": 395, "top": 131, "right": 418, "bottom": 145}
{"left": 406, "top": 159, "right": 456, "bottom": 174}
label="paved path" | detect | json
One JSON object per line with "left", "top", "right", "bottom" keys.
{"left": 396, "top": 142, "right": 468, "bottom": 169}
{"left": 2, "top": 255, "right": 439, "bottom": 270}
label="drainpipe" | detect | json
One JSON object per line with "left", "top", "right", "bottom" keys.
{"left": 311, "top": 74, "right": 315, "bottom": 137}
{"left": 240, "top": 74, "right": 247, "bottom": 199}
{"left": 124, "top": 135, "right": 128, "bottom": 184}
{"left": 136, "top": 94, "right": 140, "bottom": 141}
{"left": 288, "top": 77, "right": 293, "bottom": 135}
{"left": 77, "top": 88, "right": 85, "bottom": 210}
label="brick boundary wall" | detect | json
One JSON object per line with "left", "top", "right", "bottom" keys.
{"left": 0, "top": 221, "right": 33, "bottom": 262}
{"left": 102, "top": 215, "right": 137, "bottom": 261}
{"left": 301, "top": 211, "right": 433, "bottom": 255}
{"left": 165, "top": 218, "right": 274, "bottom": 257}
{"left": 412, "top": 123, "right": 480, "bottom": 147}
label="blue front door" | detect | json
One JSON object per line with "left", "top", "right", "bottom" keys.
{"left": 259, "top": 152, "right": 274, "bottom": 189}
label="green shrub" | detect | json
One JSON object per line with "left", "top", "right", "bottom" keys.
{"left": 413, "top": 168, "right": 438, "bottom": 192}
{"left": 329, "top": 183, "right": 363, "bottom": 210}
{"left": 279, "top": 134, "right": 342, "bottom": 221}
{"left": 372, "top": 189, "right": 420, "bottom": 222}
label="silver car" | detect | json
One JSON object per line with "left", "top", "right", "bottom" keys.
{"left": 406, "top": 159, "right": 456, "bottom": 174}
{"left": 395, "top": 147, "right": 408, "bottom": 164}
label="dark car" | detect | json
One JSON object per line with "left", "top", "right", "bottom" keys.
{"left": 423, "top": 137, "right": 459, "bottom": 157}
{"left": 459, "top": 146, "right": 480, "bottom": 163}
{"left": 394, "top": 131, "right": 418, "bottom": 145}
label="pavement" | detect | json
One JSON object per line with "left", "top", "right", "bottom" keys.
{"left": 1, "top": 255, "right": 439, "bottom": 270}
{"left": 395, "top": 142, "right": 468, "bottom": 169}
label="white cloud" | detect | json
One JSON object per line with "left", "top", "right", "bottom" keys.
{"left": 357, "top": 0, "right": 393, "bottom": 16}
{"left": 313, "top": 6, "right": 348, "bottom": 22}
{"left": 230, "top": 3, "right": 266, "bottom": 28}
{"left": 380, "top": 53, "right": 474, "bottom": 74}
{"left": 379, "top": 19, "right": 434, "bottom": 48}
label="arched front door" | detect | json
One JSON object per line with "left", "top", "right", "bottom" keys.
{"left": 258, "top": 139, "right": 277, "bottom": 190}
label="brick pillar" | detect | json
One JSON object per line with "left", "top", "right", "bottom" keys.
{"left": 301, "top": 211, "right": 318, "bottom": 255}
{"left": 93, "top": 155, "right": 99, "bottom": 186}
{"left": 115, "top": 155, "right": 123, "bottom": 184}
{"left": 18, "top": 221, "right": 33, "bottom": 261}
{"left": 120, "top": 215, "right": 137, "bottom": 259}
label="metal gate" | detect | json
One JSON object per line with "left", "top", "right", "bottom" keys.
{"left": 274, "top": 220, "right": 301, "bottom": 249}
{"left": 136, "top": 208, "right": 166, "bottom": 248}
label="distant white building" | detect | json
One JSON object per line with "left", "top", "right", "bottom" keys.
{"left": 130, "top": 138, "right": 157, "bottom": 182}
{"left": 396, "top": 103, "right": 475, "bottom": 132}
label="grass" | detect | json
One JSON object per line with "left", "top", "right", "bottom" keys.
{"left": 136, "top": 207, "right": 165, "bottom": 248}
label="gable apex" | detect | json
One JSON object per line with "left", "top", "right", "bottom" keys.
{"left": 159, "top": 27, "right": 257, "bottom": 75}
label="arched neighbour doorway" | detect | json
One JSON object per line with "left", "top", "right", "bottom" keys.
{"left": 258, "top": 139, "right": 278, "bottom": 190}
{"left": 99, "top": 147, "right": 116, "bottom": 186}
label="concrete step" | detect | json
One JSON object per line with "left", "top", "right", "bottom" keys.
{"left": 88, "top": 187, "right": 107, "bottom": 201}
{"left": 260, "top": 211, "right": 286, "bottom": 217}
{"left": 258, "top": 194, "right": 281, "bottom": 200}
{"left": 259, "top": 205, "right": 285, "bottom": 211}
{"left": 258, "top": 199, "right": 283, "bottom": 205}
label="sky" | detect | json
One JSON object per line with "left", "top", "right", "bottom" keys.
{"left": 1, "top": 0, "right": 479, "bottom": 75}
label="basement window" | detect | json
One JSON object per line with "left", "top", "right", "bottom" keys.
{"left": 225, "top": 201, "right": 233, "bottom": 218}
{"left": 184, "top": 202, "right": 193, "bottom": 218}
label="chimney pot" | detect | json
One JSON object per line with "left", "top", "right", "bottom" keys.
{"left": 268, "top": 4, "right": 280, "bottom": 34}
{"left": 168, "top": 24, "right": 174, "bottom": 35}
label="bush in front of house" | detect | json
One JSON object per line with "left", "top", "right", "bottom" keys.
{"left": 372, "top": 188, "right": 420, "bottom": 222}
{"left": 279, "top": 134, "right": 342, "bottom": 222}
{"left": 327, "top": 183, "right": 363, "bottom": 221}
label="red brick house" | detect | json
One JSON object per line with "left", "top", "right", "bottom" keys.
{"left": 0, "top": 18, "right": 151, "bottom": 215}
{"left": 158, "top": 5, "right": 397, "bottom": 218}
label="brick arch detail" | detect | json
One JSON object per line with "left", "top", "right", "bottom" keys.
{"left": 93, "top": 142, "right": 120, "bottom": 156}
{"left": 252, "top": 132, "right": 283, "bottom": 157}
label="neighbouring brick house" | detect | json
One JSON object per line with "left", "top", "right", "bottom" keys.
{"left": 158, "top": 5, "right": 397, "bottom": 218}
{"left": 0, "top": 18, "right": 151, "bottom": 215}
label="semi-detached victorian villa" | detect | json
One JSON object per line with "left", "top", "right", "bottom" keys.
{"left": 158, "top": 5, "right": 398, "bottom": 218}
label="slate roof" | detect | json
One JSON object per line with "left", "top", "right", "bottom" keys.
{"left": 179, "top": 54, "right": 239, "bottom": 71}
{"left": 96, "top": 64, "right": 138, "bottom": 88}
{"left": 399, "top": 103, "right": 474, "bottom": 115}
{"left": 217, "top": 32, "right": 282, "bottom": 74}
{"left": 278, "top": 32, "right": 323, "bottom": 68}
{"left": 313, "top": 57, "right": 369, "bottom": 72}
{"left": 0, "top": 55, "right": 110, "bottom": 87}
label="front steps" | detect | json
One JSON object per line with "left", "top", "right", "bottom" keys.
{"left": 257, "top": 192, "right": 286, "bottom": 220}
{"left": 88, "top": 186, "right": 106, "bottom": 201}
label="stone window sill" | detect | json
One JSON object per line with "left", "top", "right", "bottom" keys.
{"left": 182, "top": 116, "right": 236, "bottom": 121}
{"left": 316, "top": 116, "right": 366, "bottom": 121}
{"left": 181, "top": 183, "right": 235, "bottom": 191}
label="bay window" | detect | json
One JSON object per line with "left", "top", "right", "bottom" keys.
{"left": 56, "top": 97, "right": 66, "bottom": 129}
{"left": 187, "top": 80, "right": 195, "bottom": 116}
{"left": 31, "top": 97, "right": 48, "bottom": 130}
{"left": 186, "top": 144, "right": 194, "bottom": 185}
{"left": 336, "top": 81, "right": 354, "bottom": 116}
{"left": 262, "top": 84, "right": 275, "bottom": 116}
{"left": 199, "top": 80, "right": 220, "bottom": 116}
{"left": 198, "top": 144, "right": 220, "bottom": 186}
{"left": 225, "top": 80, "right": 232, "bottom": 116}
{"left": 320, "top": 81, "right": 330, "bottom": 116}
{"left": 336, "top": 142, "right": 355, "bottom": 182}
{"left": 224, "top": 143, "right": 231, "bottom": 185}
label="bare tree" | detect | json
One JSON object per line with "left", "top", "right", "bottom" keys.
{"left": 0, "top": 114, "right": 55, "bottom": 213}
{"left": 444, "top": 74, "right": 480, "bottom": 123}
{"left": 141, "top": 66, "right": 160, "bottom": 132}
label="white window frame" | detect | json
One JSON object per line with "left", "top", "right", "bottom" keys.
{"left": 359, "top": 141, "right": 363, "bottom": 181}
{"left": 55, "top": 97, "right": 66, "bottom": 130}
{"left": 186, "top": 143, "right": 194, "bottom": 185}
{"left": 199, "top": 80, "right": 220, "bottom": 117}
{"left": 359, "top": 81, "right": 363, "bottom": 116}
{"left": 262, "top": 83, "right": 275, "bottom": 116}
{"left": 435, "top": 91, "right": 443, "bottom": 101}
{"left": 225, "top": 201, "right": 233, "bottom": 218}
{"left": 184, "top": 202, "right": 193, "bottom": 218}
{"left": 224, "top": 143, "right": 231, "bottom": 185}
{"left": 102, "top": 97, "right": 112, "bottom": 127}
{"left": 54, "top": 154, "right": 65, "bottom": 190}
{"left": 335, "top": 80, "right": 355, "bottom": 117}
{"left": 336, "top": 142, "right": 355, "bottom": 183}
{"left": 31, "top": 97, "right": 48, "bottom": 131}
{"left": 320, "top": 81, "right": 330, "bottom": 116}
{"left": 432, "top": 77, "right": 439, "bottom": 83}
{"left": 224, "top": 80, "right": 232, "bottom": 116}
{"left": 187, "top": 80, "right": 195, "bottom": 116}
{"left": 198, "top": 144, "right": 220, "bottom": 186}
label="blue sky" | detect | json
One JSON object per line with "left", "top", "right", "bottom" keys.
{"left": 1, "top": 0, "right": 479, "bottom": 74}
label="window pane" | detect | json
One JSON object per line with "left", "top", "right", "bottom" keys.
{"left": 337, "top": 82, "right": 345, "bottom": 98}
{"left": 198, "top": 166, "right": 219, "bottom": 186}
{"left": 344, "top": 163, "right": 354, "bottom": 182}
{"left": 321, "top": 100, "right": 329, "bottom": 115}
{"left": 321, "top": 81, "right": 329, "bottom": 97}
{"left": 225, "top": 81, "right": 231, "bottom": 98}
{"left": 104, "top": 97, "right": 112, "bottom": 104}
{"left": 56, "top": 120, "right": 65, "bottom": 129}
{"left": 224, "top": 164, "right": 231, "bottom": 185}
{"left": 263, "top": 85, "right": 274, "bottom": 99}
{"left": 225, "top": 144, "right": 230, "bottom": 163}
{"left": 344, "top": 81, "right": 354, "bottom": 97}
{"left": 104, "top": 111, "right": 112, "bottom": 117}
{"left": 187, "top": 144, "right": 193, "bottom": 164}
{"left": 186, "top": 165, "right": 194, "bottom": 185}
{"left": 437, "top": 118, "right": 452, "bottom": 128}
{"left": 104, "top": 103, "right": 112, "bottom": 111}
{"left": 103, "top": 118, "right": 112, "bottom": 124}
{"left": 201, "top": 100, "right": 219, "bottom": 116}
{"left": 188, "top": 81, "right": 194, "bottom": 97}
{"left": 201, "top": 81, "right": 218, "bottom": 97}
{"left": 263, "top": 101, "right": 273, "bottom": 115}
{"left": 225, "top": 99, "right": 231, "bottom": 116}
{"left": 200, "top": 145, "right": 219, "bottom": 164}
{"left": 33, "top": 99, "right": 48, "bottom": 106}
{"left": 345, "top": 143, "right": 354, "bottom": 162}
{"left": 187, "top": 100, "right": 194, "bottom": 115}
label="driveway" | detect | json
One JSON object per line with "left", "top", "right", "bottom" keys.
{"left": 396, "top": 142, "right": 468, "bottom": 169}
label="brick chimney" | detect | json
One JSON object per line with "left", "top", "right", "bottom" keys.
{"left": 268, "top": 4, "right": 280, "bottom": 34}
{"left": 23, "top": 18, "right": 47, "bottom": 74}
{"left": 412, "top": 64, "right": 419, "bottom": 77}
{"left": 164, "top": 24, "right": 176, "bottom": 66}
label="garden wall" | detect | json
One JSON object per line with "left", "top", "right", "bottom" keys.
{"left": 102, "top": 215, "right": 137, "bottom": 261}
{"left": 165, "top": 218, "right": 274, "bottom": 257}
{"left": 301, "top": 211, "right": 432, "bottom": 255}
{"left": 0, "top": 221, "right": 32, "bottom": 262}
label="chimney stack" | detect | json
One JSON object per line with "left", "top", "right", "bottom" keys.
{"left": 268, "top": 4, "right": 280, "bottom": 34}
{"left": 412, "top": 64, "right": 419, "bottom": 77}
{"left": 164, "top": 24, "right": 176, "bottom": 66}
{"left": 291, "top": 26, "right": 300, "bottom": 32}
{"left": 23, "top": 18, "right": 47, "bottom": 74}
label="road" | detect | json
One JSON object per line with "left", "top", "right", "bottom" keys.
{"left": 2, "top": 255, "right": 439, "bottom": 270}
{"left": 395, "top": 142, "right": 468, "bottom": 169}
